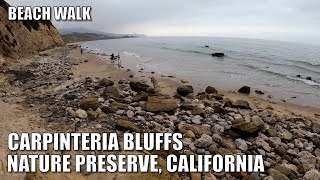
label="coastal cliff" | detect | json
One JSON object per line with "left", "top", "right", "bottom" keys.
{"left": 0, "top": 1, "right": 63, "bottom": 58}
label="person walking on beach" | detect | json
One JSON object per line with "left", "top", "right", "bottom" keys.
{"left": 117, "top": 52, "right": 121, "bottom": 68}
{"left": 80, "top": 48, "right": 83, "bottom": 54}
{"left": 110, "top": 53, "right": 115, "bottom": 64}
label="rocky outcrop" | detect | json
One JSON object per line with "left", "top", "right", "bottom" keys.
{"left": 0, "top": 1, "right": 63, "bottom": 58}
{"left": 130, "top": 80, "right": 155, "bottom": 94}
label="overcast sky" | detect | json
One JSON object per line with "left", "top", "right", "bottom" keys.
{"left": 7, "top": 0, "right": 320, "bottom": 44}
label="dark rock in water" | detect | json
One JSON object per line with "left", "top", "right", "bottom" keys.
{"left": 255, "top": 90, "right": 265, "bottom": 95}
{"left": 306, "top": 77, "right": 312, "bottom": 81}
{"left": 145, "top": 96, "right": 178, "bottom": 112}
{"left": 233, "top": 100, "right": 251, "bottom": 109}
{"left": 296, "top": 75, "right": 301, "bottom": 78}
{"left": 177, "top": 85, "right": 194, "bottom": 96}
{"left": 238, "top": 86, "right": 251, "bottom": 94}
{"left": 211, "top": 53, "right": 225, "bottom": 57}
{"left": 80, "top": 96, "right": 100, "bottom": 111}
{"left": 99, "top": 78, "right": 114, "bottom": 87}
{"left": 130, "top": 80, "right": 154, "bottom": 93}
{"left": 103, "top": 86, "right": 120, "bottom": 99}
{"left": 205, "top": 45, "right": 210, "bottom": 48}
{"left": 205, "top": 86, "right": 218, "bottom": 94}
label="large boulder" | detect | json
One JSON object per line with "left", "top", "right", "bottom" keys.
{"left": 177, "top": 85, "right": 194, "bottom": 96}
{"left": 238, "top": 86, "right": 251, "bottom": 94}
{"left": 212, "top": 105, "right": 226, "bottom": 114}
{"left": 304, "top": 169, "right": 320, "bottom": 180}
{"left": 233, "top": 100, "right": 251, "bottom": 109}
{"left": 194, "top": 134, "right": 213, "bottom": 148}
{"left": 111, "top": 102, "right": 128, "bottom": 110}
{"left": 231, "top": 117, "right": 264, "bottom": 134}
{"left": 130, "top": 80, "right": 155, "bottom": 93}
{"left": 268, "top": 168, "right": 290, "bottom": 180}
{"left": 99, "top": 78, "right": 114, "bottom": 87}
{"left": 80, "top": 96, "right": 100, "bottom": 111}
{"left": 145, "top": 96, "right": 178, "bottom": 112}
{"left": 103, "top": 86, "right": 121, "bottom": 99}
{"left": 177, "top": 122, "right": 212, "bottom": 136}
{"left": 205, "top": 86, "right": 218, "bottom": 94}
{"left": 312, "top": 121, "right": 320, "bottom": 133}
{"left": 131, "top": 92, "right": 148, "bottom": 102}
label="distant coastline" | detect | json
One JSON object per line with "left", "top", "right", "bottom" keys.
{"left": 61, "top": 32, "right": 139, "bottom": 43}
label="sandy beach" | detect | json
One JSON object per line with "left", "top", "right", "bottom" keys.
{"left": 0, "top": 45, "right": 319, "bottom": 180}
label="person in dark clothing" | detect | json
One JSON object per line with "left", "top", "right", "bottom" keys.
{"left": 110, "top": 53, "right": 115, "bottom": 64}
{"left": 117, "top": 52, "right": 121, "bottom": 68}
{"left": 80, "top": 48, "right": 83, "bottom": 54}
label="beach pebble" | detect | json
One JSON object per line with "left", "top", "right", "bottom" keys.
{"left": 235, "top": 138, "right": 248, "bottom": 151}
{"left": 194, "top": 134, "right": 213, "bottom": 148}
{"left": 76, "top": 109, "right": 88, "bottom": 119}
{"left": 127, "top": 110, "right": 135, "bottom": 118}
{"left": 303, "top": 169, "right": 320, "bottom": 180}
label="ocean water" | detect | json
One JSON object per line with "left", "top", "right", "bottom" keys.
{"left": 82, "top": 37, "right": 320, "bottom": 108}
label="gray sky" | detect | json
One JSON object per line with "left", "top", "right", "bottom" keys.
{"left": 7, "top": 0, "right": 320, "bottom": 44}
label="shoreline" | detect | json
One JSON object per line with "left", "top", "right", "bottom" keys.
{"left": 79, "top": 46, "right": 320, "bottom": 120}
{"left": 80, "top": 38, "right": 320, "bottom": 109}
{"left": 1, "top": 44, "right": 320, "bottom": 179}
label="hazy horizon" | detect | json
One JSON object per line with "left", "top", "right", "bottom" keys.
{"left": 7, "top": 0, "right": 320, "bottom": 45}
